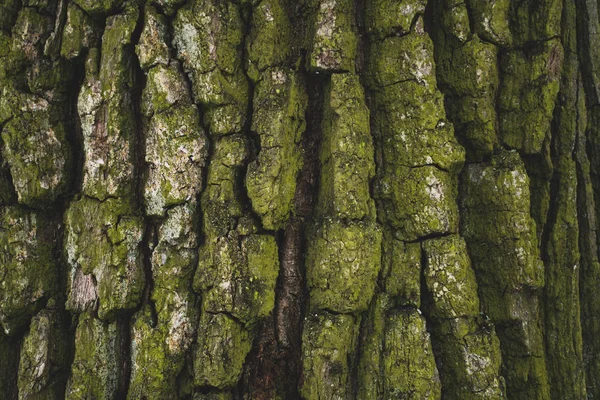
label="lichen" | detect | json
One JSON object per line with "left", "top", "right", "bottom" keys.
{"left": 194, "top": 312, "right": 252, "bottom": 389}
{"left": 498, "top": 40, "right": 562, "bottom": 154}
{"left": 0, "top": 206, "right": 58, "bottom": 335}
{"left": 365, "top": 0, "right": 426, "bottom": 40}
{"left": 173, "top": 0, "right": 249, "bottom": 136}
{"left": 18, "top": 306, "right": 68, "bottom": 399}
{"left": 300, "top": 312, "right": 359, "bottom": 400}
{"left": 65, "top": 197, "right": 144, "bottom": 321}
{"left": 65, "top": 313, "right": 128, "bottom": 400}
{"left": 60, "top": 3, "right": 100, "bottom": 59}
{"left": 306, "top": 0, "right": 357, "bottom": 72}
{"left": 460, "top": 151, "right": 550, "bottom": 397}
{"left": 317, "top": 73, "right": 375, "bottom": 220}
{"left": 306, "top": 218, "right": 381, "bottom": 313}
{"left": 245, "top": 68, "right": 307, "bottom": 229}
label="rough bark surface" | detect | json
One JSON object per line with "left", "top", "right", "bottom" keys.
{"left": 0, "top": 0, "right": 599, "bottom": 399}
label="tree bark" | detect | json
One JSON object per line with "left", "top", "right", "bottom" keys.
{"left": 0, "top": 0, "right": 598, "bottom": 399}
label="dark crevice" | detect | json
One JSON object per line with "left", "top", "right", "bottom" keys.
{"left": 119, "top": 7, "right": 146, "bottom": 399}
{"left": 115, "top": 314, "right": 132, "bottom": 400}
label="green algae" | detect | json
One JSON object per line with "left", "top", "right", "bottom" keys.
{"left": 196, "top": 232, "right": 279, "bottom": 325}
{"left": 300, "top": 312, "right": 359, "bottom": 400}
{"left": 137, "top": 6, "right": 170, "bottom": 70}
{"left": 140, "top": 59, "right": 208, "bottom": 217}
{"left": 1, "top": 100, "right": 72, "bottom": 207}
{"left": 246, "top": 0, "right": 294, "bottom": 80}
{"left": 465, "top": 0, "right": 512, "bottom": 46}
{"left": 365, "top": 0, "right": 426, "bottom": 39}
{"left": 77, "top": 7, "right": 139, "bottom": 201}
{"left": 65, "top": 197, "right": 144, "bottom": 321}
{"left": 18, "top": 307, "right": 69, "bottom": 399}
{"left": 173, "top": 0, "right": 249, "bottom": 135}
{"left": 306, "top": 0, "right": 357, "bottom": 72}
{"left": 460, "top": 151, "right": 550, "bottom": 398}
{"left": 356, "top": 294, "right": 443, "bottom": 400}
{"left": 60, "top": 3, "right": 100, "bottom": 60}
{"left": 245, "top": 68, "right": 307, "bottom": 230}
{"left": 498, "top": 40, "right": 562, "bottom": 154}
{"left": 422, "top": 236, "right": 480, "bottom": 320}
{"left": 0, "top": 206, "right": 58, "bottom": 335}
{"left": 195, "top": 133, "right": 279, "bottom": 326}
{"left": 128, "top": 299, "right": 197, "bottom": 400}
{"left": 317, "top": 73, "right": 375, "bottom": 220}
{"left": 72, "top": 0, "right": 124, "bottom": 17}
{"left": 381, "top": 233, "right": 422, "bottom": 307}
{"left": 306, "top": 218, "right": 381, "bottom": 313}
{"left": 194, "top": 312, "right": 252, "bottom": 389}
{"left": 65, "top": 313, "right": 127, "bottom": 400}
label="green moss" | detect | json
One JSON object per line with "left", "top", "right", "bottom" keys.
{"left": 137, "top": 6, "right": 170, "bottom": 70}
{"left": 60, "top": 3, "right": 99, "bottom": 59}
{"left": 466, "top": 0, "right": 512, "bottom": 46}
{"left": 365, "top": 0, "right": 426, "bottom": 39}
{"left": 300, "top": 312, "right": 359, "bottom": 400}
{"left": 142, "top": 64, "right": 208, "bottom": 216}
{"left": 306, "top": 0, "right": 357, "bottom": 72}
{"left": 65, "top": 197, "right": 144, "bottom": 321}
{"left": 460, "top": 151, "right": 550, "bottom": 398}
{"left": 498, "top": 40, "right": 562, "bottom": 154}
{"left": 65, "top": 313, "right": 127, "bottom": 400}
{"left": 196, "top": 233, "right": 279, "bottom": 325}
{"left": 246, "top": 0, "right": 293, "bottom": 80}
{"left": 422, "top": 236, "right": 480, "bottom": 320}
{"left": 1, "top": 99, "right": 72, "bottom": 207}
{"left": 128, "top": 299, "right": 197, "bottom": 400}
{"left": 382, "top": 234, "right": 421, "bottom": 307}
{"left": 173, "top": 0, "right": 249, "bottom": 135}
{"left": 376, "top": 165, "right": 461, "bottom": 241}
{"left": 18, "top": 307, "right": 68, "bottom": 399}
{"left": 194, "top": 312, "right": 251, "bottom": 389}
{"left": 0, "top": 206, "right": 57, "bottom": 335}
{"left": 317, "top": 73, "right": 375, "bottom": 220}
{"left": 383, "top": 309, "right": 442, "bottom": 399}
{"left": 245, "top": 68, "right": 307, "bottom": 229}
{"left": 72, "top": 0, "right": 124, "bottom": 16}
{"left": 306, "top": 218, "right": 381, "bottom": 313}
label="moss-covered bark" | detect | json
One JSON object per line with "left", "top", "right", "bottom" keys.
{"left": 1, "top": 0, "right": 599, "bottom": 398}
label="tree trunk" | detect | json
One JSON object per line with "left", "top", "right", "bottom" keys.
{"left": 0, "top": 0, "right": 598, "bottom": 398}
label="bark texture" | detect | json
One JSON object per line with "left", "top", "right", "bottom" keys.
{"left": 0, "top": 0, "right": 598, "bottom": 399}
